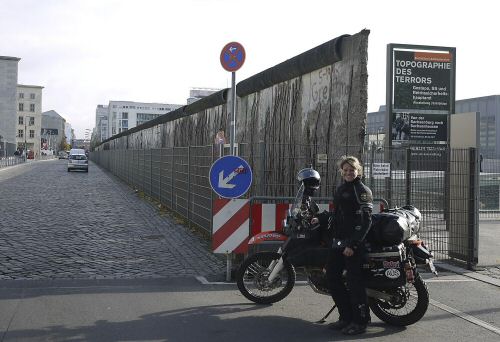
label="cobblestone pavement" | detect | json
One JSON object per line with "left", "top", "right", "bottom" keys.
{"left": 0, "top": 159, "right": 226, "bottom": 280}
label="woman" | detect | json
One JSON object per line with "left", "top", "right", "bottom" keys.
{"left": 327, "top": 155, "right": 373, "bottom": 335}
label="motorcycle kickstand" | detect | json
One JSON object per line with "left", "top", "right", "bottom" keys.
{"left": 315, "top": 304, "right": 337, "bottom": 324}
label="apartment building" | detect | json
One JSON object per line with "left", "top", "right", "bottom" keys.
{"left": 16, "top": 84, "right": 43, "bottom": 156}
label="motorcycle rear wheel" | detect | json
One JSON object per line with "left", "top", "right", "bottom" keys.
{"left": 236, "top": 251, "right": 296, "bottom": 304}
{"left": 368, "top": 275, "right": 429, "bottom": 326}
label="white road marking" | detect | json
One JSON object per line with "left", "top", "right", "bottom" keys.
{"left": 430, "top": 298, "right": 500, "bottom": 336}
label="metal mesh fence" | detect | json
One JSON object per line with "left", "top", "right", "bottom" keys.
{"left": 91, "top": 143, "right": 498, "bottom": 265}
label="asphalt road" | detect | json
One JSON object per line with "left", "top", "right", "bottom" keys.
{"left": 0, "top": 272, "right": 499, "bottom": 342}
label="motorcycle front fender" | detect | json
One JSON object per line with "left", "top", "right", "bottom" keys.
{"left": 248, "top": 231, "right": 288, "bottom": 245}
{"left": 247, "top": 231, "right": 287, "bottom": 255}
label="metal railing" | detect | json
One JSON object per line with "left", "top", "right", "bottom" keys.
{"left": 91, "top": 143, "right": 494, "bottom": 266}
{"left": 0, "top": 156, "right": 25, "bottom": 169}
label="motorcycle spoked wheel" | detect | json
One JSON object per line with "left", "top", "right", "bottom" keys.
{"left": 368, "top": 275, "right": 429, "bottom": 326}
{"left": 236, "top": 251, "right": 296, "bottom": 304}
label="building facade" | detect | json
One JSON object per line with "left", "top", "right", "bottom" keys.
{"left": 455, "top": 95, "right": 500, "bottom": 158}
{"left": 16, "top": 84, "right": 43, "bottom": 156}
{"left": 366, "top": 105, "right": 387, "bottom": 147}
{"left": 41, "top": 110, "right": 66, "bottom": 153}
{"left": 65, "top": 122, "right": 74, "bottom": 149}
{"left": 0, "top": 56, "right": 21, "bottom": 156}
{"left": 366, "top": 95, "right": 500, "bottom": 157}
{"left": 95, "top": 104, "right": 108, "bottom": 142}
{"left": 187, "top": 88, "right": 221, "bottom": 104}
{"left": 104, "top": 101, "right": 182, "bottom": 138}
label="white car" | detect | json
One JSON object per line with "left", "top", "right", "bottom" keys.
{"left": 67, "top": 153, "right": 88, "bottom": 172}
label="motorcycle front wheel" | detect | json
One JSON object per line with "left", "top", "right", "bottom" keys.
{"left": 236, "top": 251, "right": 296, "bottom": 304}
{"left": 368, "top": 275, "right": 429, "bottom": 326}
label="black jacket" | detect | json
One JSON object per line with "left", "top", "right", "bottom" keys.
{"left": 332, "top": 177, "right": 373, "bottom": 249}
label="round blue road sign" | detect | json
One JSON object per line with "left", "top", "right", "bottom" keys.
{"left": 209, "top": 155, "right": 253, "bottom": 199}
{"left": 220, "top": 42, "right": 246, "bottom": 72}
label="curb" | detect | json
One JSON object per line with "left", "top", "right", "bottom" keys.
{"left": 434, "top": 262, "right": 500, "bottom": 287}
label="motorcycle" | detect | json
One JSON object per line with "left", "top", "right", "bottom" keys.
{"left": 236, "top": 168, "right": 437, "bottom": 326}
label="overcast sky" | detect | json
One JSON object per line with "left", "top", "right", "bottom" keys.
{"left": 1, "top": 0, "right": 498, "bottom": 138}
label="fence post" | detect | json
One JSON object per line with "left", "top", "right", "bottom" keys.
{"left": 142, "top": 149, "right": 146, "bottom": 193}
{"left": 406, "top": 148, "right": 411, "bottom": 205}
{"left": 150, "top": 149, "right": 153, "bottom": 198}
{"left": 171, "top": 147, "right": 175, "bottom": 210}
{"left": 385, "top": 148, "right": 392, "bottom": 207}
{"left": 187, "top": 145, "right": 191, "bottom": 228}
{"left": 159, "top": 148, "right": 162, "bottom": 205}
{"left": 369, "top": 143, "right": 375, "bottom": 188}
{"left": 210, "top": 144, "right": 214, "bottom": 241}
{"left": 468, "top": 147, "right": 479, "bottom": 269}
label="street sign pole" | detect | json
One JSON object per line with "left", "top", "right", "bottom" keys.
{"left": 230, "top": 71, "right": 236, "bottom": 156}
{"left": 220, "top": 41, "right": 246, "bottom": 281}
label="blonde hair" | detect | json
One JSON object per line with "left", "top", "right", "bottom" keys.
{"left": 338, "top": 155, "right": 363, "bottom": 176}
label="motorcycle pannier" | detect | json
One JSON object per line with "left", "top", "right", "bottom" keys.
{"left": 367, "top": 212, "right": 412, "bottom": 246}
{"left": 364, "top": 243, "right": 406, "bottom": 289}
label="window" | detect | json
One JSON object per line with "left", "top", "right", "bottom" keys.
{"left": 30, "top": 93, "right": 35, "bottom": 99}
{"left": 29, "top": 130, "right": 35, "bottom": 138}
{"left": 30, "top": 104, "right": 35, "bottom": 112}
{"left": 18, "top": 129, "right": 23, "bottom": 138}
{"left": 19, "top": 93, "right": 24, "bottom": 99}
{"left": 29, "top": 117, "right": 35, "bottom": 125}
{"left": 122, "top": 112, "right": 128, "bottom": 119}
{"left": 18, "top": 116, "right": 24, "bottom": 125}
{"left": 19, "top": 103, "right": 24, "bottom": 111}
{"left": 121, "top": 120, "right": 128, "bottom": 128}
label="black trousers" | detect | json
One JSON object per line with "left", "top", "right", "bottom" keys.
{"left": 326, "top": 247, "right": 370, "bottom": 324}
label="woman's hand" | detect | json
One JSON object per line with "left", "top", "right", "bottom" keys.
{"left": 311, "top": 217, "right": 319, "bottom": 225}
{"left": 343, "top": 247, "right": 354, "bottom": 257}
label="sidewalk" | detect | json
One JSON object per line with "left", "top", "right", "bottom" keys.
{"left": 478, "top": 220, "right": 500, "bottom": 266}
{"left": 435, "top": 262, "right": 500, "bottom": 287}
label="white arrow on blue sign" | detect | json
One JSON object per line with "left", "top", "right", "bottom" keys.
{"left": 209, "top": 156, "right": 253, "bottom": 199}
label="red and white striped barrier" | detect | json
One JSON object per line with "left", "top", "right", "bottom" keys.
{"left": 212, "top": 200, "right": 334, "bottom": 254}
{"left": 212, "top": 199, "right": 250, "bottom": 254}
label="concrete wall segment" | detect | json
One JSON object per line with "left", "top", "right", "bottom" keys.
{"left": 96, "top": 30, "right": 370, "bottom": 187}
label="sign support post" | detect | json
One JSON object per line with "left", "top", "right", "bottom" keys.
{"left": 230, "top": 71, "right": 236, "bottom": 156}
{"left": 220, "top": 41, "right": 246, "bottom": 281}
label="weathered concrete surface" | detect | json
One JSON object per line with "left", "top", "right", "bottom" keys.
{"left": 97, "top": 30, "right": 370, "bottom": 197}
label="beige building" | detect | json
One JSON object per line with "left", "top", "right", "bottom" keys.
{"left": 16, "top": 84, "right": 43, "bottom": 157}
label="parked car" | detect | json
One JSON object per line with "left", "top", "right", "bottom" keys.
{"left": 67, "top": 153, "right": 88, "bottom": 172}
{"left": 58, "top": 151, "right": 68, "bottom": 159}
